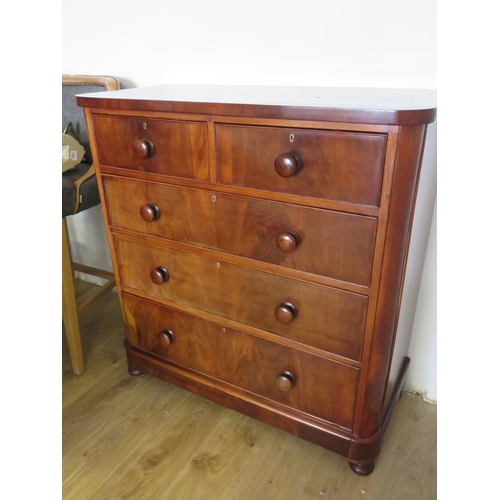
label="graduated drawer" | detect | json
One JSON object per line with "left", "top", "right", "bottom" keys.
{"left": 92, "top": 114, "right": 209, "bottom": 180}
{"left": 103, "top": 176, "right": 377, "bottom": 286}
{"left": 114, "top": 235, "right": 368, "bottom": 361}
{"left": 123, "top": 293, "right": 359, "bottom": 429}
{"left": 216, "top": 124, "right": 386, "bottom": 206}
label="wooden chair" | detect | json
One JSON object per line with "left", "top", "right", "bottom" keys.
{"left": 62, "top": 75, "right": 120, "bottom": 375}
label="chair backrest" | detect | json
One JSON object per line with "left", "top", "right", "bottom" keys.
{"left": 62, "top": 75, "right": 120, "bottom": 164}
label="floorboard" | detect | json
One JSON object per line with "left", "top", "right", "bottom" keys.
{"left": 63, "top": 282, "right": 437, "bottom": 499}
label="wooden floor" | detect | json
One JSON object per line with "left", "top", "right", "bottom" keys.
{"left": 63, "top": 282, "right": 437, "bottom": 500}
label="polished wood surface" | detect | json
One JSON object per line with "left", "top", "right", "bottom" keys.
{"left": 76, "top": 84, "right": 437, "bottom": 125}
{"left": 275, "top": 230, "right": 300, "bottom": 253}
{"left": 79, "top": 86, "right": 436, "bottom": 475}
{"left": 132, "top": 138, "right": 155, "bottom": 159}
{"left": 274, "top": 302, "right": 298, "bottom": 325}
{"left": 357, "top": 125, "right": 427, "bottom": 439}
{"left": 139, "top": 202, "right": 161, "bottom": 222}
{"left": 216, "top": 124, "right": 386, "bottom": 206}
{"left": 275, "top": 371, "right": 296, "bottom": 392}
{"left": 102, "top": 175, "right": 377, "bottom": 285}
{"left": 274, "top": 151, "right": 302, "bottom": 178}
{"left": 158, "top": 329, "right": 175, "bottom": 347}
{"left": 62, "top": 284, "right": 437, "bottom": 499}
{"left": 123, "top": 293, "right": 359, "bottom": 429}
{"left": 92, "top": 114, "right": 209, "bottom": 180}
{"left": 114, "top": 234, "right": 368, "bottom": 361}
{"left": 149, "top": 266, "right": 169, "bottom": 285}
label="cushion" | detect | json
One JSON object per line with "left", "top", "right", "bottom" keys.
{"left": 62, "top": 163, "right": 100, "bottom": 218}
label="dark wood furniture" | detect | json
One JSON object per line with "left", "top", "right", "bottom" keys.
{"left": 77, "top": 85, "right": 436, "bottom": 474}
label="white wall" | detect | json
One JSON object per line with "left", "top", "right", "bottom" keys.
{"left": 62, "top": 0, "right": 437, "bottom": 397}
{"left": 406, "top": 198, "right": 437, "bottom": 402}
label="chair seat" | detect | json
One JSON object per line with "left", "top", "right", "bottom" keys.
{"left": 62, "top": 163, "right": 100, "bottom": 217}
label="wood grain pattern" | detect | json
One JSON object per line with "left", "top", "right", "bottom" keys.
{"left": 113, "top": 234, "right": 368, "bottom": 361}
{"left": 62, "top": 286, "right": 437, "bottom": 499}
{"left": 62, "top": 280, "right": 126, "bottom": 408}
{"left": 99, "top": 163, "right": 381, "bottom": 217}
{"left": 357, "top": 125, "right": 427, "bottom": 438}
{"left": 76, "top": 86, "right": 437, "bottom": 125}
{"left": 79, "top": 87, "right": 436, "bottom": 475}
{"left": 102, "top": 175, "right": 377, "bottom": 286}
{"left": 92, "top": 114, "right": 209, "bottom": 180}
{"left": 216, "top": 124, "right": 386, "bottom": 206}
{"left": 122, "top": 293, "right": 359, "bottom": 428}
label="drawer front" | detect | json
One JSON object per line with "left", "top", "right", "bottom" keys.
{"left": 114, "top": 235, "right": 368, "bottom": 361}
{"left": 216, "top": 124, "right": 386, "bottom": 206}
{"left": 92, "top": 114, "right": 209, "bottom": 180}
{"left": 103, "top": 176, "right": 377, "bottom": 285}
{"left": 123, "top": 293, "right": 359, "bottom": 429}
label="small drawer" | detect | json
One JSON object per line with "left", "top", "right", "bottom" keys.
{"left": 92, "top": 114, "right": 209, "bottom": 180}
{"left": 103, "top": 176, "right": 377, "bottom": 286}
{"left": 114, "top": 235, "right": 368, "bottom": 361}
{"left": 123, "top": 293, "right": 359, "bottom": 429}
{"left": 216, "top": 124, "right": 386, "bottom": 206}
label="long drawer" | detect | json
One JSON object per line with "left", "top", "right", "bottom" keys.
{"left": 92, "top": 114, "right": 209, "bottom": 180}
{"left": 122, "top": 293, "right": 359, "bottom": 429}
{"left": 216, "top": 124, "right": 386, "bottom": 206}
{"left": 103, "top": 175, "right": 377, "bottom": 286}
{"left": 113, "top": 234, "right": 368, "bottom": 361}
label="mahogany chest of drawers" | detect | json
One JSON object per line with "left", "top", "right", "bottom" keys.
{"left": 77, "top": 85, "right": 436, "bottom": 475}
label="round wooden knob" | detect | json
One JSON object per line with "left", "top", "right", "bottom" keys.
{"left": 132, "top": 138, "right": 155, "bottom": 159}
{"left": 158, "top": 329, "right": 175, "bottom": 347}
{"left": 150, "top": 266, "right": 169, "bottom": 285}
{"left": 140, "top": 203, "right": 161, "bottom": 222}
{"left": 276, "top": 231, "right": 300, "bottom": 253}
{"left": 274, "top": 152, "right": 302, "bottom": 178}
{"left": 275, "top": 302, "right": 298, "bottom": 324}
{"left": 276, "top": 371, "right": 296, "bottom": 391}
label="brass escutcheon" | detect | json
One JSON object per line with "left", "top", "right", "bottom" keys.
{"left": 143, "top": 123, "right": 147, "bottom": 129}
{"left": 289, "top": 133, "right": 294, "bottom": 142}
{"left": 212, "top": 195, "right": 217, "bottom": 202}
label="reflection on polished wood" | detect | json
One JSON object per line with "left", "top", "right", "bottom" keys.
{"left": 63, "top": 282, "right": 437, "bottom": 500}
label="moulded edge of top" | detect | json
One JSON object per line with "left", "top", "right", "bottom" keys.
{"left": 76, "top": 85, "right": 437, "bottom": 125}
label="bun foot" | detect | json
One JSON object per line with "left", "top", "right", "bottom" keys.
{"left": 349, "top": 460, "right": 375, "bottom": 476}
{"left": 128, "top": 367, "right": 144, "bottom": 376}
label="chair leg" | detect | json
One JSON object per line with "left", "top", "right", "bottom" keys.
{"left": 62, "top": 218, "right": 84, "bottom": 375}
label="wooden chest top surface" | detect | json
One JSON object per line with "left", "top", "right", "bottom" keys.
{"left": 77, "top": 84, "right": 436, "bottom": 125}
